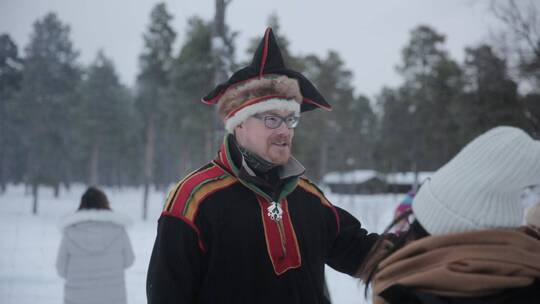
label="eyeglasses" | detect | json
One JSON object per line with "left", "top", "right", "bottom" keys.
{"left": 252, "top": 113, "right": 300, "bottom": 129}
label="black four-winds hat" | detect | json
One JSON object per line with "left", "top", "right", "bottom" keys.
{"left": 202, "top": 27, "right": 332, "bottom": 133}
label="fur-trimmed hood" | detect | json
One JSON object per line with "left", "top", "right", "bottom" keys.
{"left": 59, "top": 209, "right": 132, "bottom": 230}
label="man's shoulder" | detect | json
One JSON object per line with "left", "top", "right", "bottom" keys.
{"left": 296, "top": 176, "right": 333, "bottom": 207}
{"left": 161, "top": 162, "right": 238, "bottom": 220}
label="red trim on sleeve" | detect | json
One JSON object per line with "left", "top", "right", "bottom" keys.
{"left": 160, "top": 212, "right": 207, "bottom": 252}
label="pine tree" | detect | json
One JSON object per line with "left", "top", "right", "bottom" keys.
{"left": 394, "top": 25, "right": 463, "bottom": 171}
{"left": 169, "top": 17, "right": 216, "bottom": 177}
{"left": 295, "top": 51, "right": 376, "bottom": 180}
{"left": 17, "top": 12, "right": 81, "bottom": 213}
{"left": 376, "top": 87, "right": 414, "bottom": 172}
{"left": 0, "top": 34, "right": 23, "bottom": 192}
{"left": 210, "top": 0, "right": 236, "bottom": 151}
{"left": 136, "top": 2, "right": 176, "bottom": 219}
{"left": 458, "top": 44, "right": 526, "bottom": 140}
{"left": 75, "top": 51, "right": 136, "bottom": 186}
{"left": 339, "top": 94, "right": 377, "bottom": 170}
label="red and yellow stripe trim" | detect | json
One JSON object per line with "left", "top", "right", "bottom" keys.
{"left": 297, "top": 178, "right": 333, "bottom": 207}
{"left": 164, "top": 165, "right": 237, "bottom": 218}
{"left": 161, "top": 164, "right": 238, "bottom": 251}
{"left": 182, "top": 175, "right": 237, "bottom": 221}
{"left": 163, "top": 165, "right": 215, "bottom": 212}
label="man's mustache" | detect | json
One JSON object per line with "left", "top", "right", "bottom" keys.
{"left": 269, "top": 135, "right": 291, "bottom": 145}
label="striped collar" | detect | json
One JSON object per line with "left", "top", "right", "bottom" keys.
{"left": 214, "top": 134, "right": 304, "bottom": 202}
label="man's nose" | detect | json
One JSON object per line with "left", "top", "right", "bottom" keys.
{"left": 275, "top": 121, "right": 291, "bottom": 134}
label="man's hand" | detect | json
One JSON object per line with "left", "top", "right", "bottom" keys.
{"left": 355, "top": 233, "right": 396, "bottom": 281}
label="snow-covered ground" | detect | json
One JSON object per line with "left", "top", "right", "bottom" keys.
{"left": 0, "top": 184, "right": 402, "bottom": 304}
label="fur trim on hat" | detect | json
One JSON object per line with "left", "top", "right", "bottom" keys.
{"left": 59, "top": 209, "right": 133, "bottom": 230}
{"left": 224, "top": 98, "right": 300, "bottom": 133}
{"left": 218, "top": 75, "right": 302, "bottom": 120}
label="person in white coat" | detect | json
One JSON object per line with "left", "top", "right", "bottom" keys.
{"left": 56, "top": 187, "right": 135, "bottom": 304}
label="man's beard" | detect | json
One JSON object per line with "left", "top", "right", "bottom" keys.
{"left": 237, "top": 142, "right": 279, "bottom": 173}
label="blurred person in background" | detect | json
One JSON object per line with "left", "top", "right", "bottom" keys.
{"left": 392, "top": 190, "right": 415, "bottom": 235}
{"left": 364, "top": 126, "right": 540, "bottom": 304}
{"left": 56, "top": 187, "right": 134, "bottom": 304}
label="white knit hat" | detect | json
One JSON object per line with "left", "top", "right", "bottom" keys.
{"left": 412, "top": 126, "right": 540, "bottom": 235}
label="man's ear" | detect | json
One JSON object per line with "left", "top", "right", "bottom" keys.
{"left": 235, "top": 121, "right": 246, "bottom": 131}
{"left": 233, "top": 123, "right": 243, "bottom": 139}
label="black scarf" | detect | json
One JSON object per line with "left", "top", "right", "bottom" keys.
{"left": 228, "top": 136, "right": 282, "bottom": 197}
{"left": 234, "top": 140, "right": 278, "bottom": 173}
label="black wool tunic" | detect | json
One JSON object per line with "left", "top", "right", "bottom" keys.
{"left": 147, "top": 136, "right": 379, "bottom": 304}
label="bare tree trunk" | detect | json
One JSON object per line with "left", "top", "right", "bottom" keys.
{"left": 27, "top": 142, "right": 40, "bottom": 214}
{"left": 0, "top": 94, "right": 6, "bottom": 194}
{"left": 213, "top": 0, "right": 229, "bottom": 84}
{"left": 182, "top": 142, "right": 193, "bottom": 176}
{"left": 0, "top": 138, "right": 5, "bottom": 194}
{"left": 411, "top": 161, "right": 419, "bottom": 192}
{"left": 318, "top": 138, "right": 328, "bottom": 183}
{"left": 142, "top": 183, "right": 150, "bottom": 220}
{"left": 212, "top": 0, "right": 231, "bottom": 149}
{"left": 205, "top": 126, "right": 214, "bottom": 161}
{"left": 32, "top": 181, "right": 38, "bottom": 215}
{"left": 54, "top": 182, "right": 60, "bottom": 198}
{"left": 142, "top": 113, "right": 156, "bottom": 220}
{"left": 390, "top": 162, "right": 397, "bottom": 196}
{"left": 89, "top": 136, "right": 100, "bottom": 186}
{"left": 0, "top": 157, "right": 6, "bottom": 194}
{"left": 179, "top": 142, "right": 188, "bottom": 177}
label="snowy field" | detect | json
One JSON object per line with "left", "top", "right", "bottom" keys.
{"left": 0, "top": 184, "right": 402, "bottom": 304}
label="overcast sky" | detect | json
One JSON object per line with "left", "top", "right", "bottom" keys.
{"left": 0, "top": 0, "right": 511, "bottom": 99}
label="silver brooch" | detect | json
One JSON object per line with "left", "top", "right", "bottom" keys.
{"left": 267, "top": 201, "right": 283, "bottom": 221}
